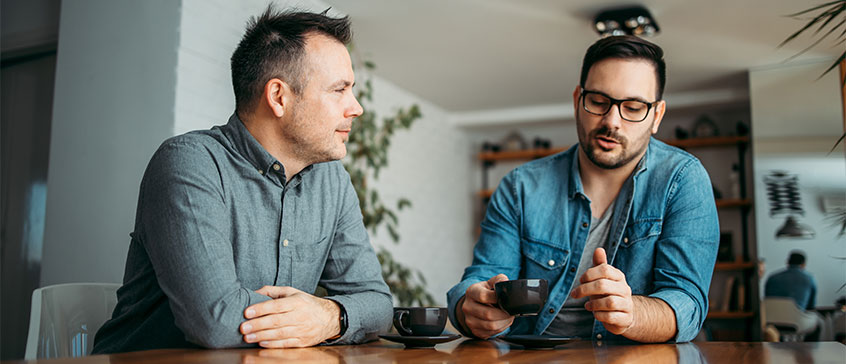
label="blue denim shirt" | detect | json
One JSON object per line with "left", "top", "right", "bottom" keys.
{"left": 447, "top": 138, "right": 719, "bottom": 342}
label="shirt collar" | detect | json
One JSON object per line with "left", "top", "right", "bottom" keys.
{"left": 220, "top": 113, "right": 313, "bottom": 184}
{"left": 568, "top": 139, "right": 652, "bottom": 200}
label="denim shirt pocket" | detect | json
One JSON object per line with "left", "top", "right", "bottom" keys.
{"left": 621, "top": 218, "right": 662, "bottom": 247}
{"left": 618, "top": 219, "right": 662, "bottom": 294}
{"left": 521, "top": 236, "right": 568, "bottom": 281}
{"left": 292, "top": 235, "right": 330, "bottom": 292}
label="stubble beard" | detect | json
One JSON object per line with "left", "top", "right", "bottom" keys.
{"left": 283, "top": 101, "right": 346, "bottom": 166}
{"left": 576, "top": 114, "right": 653, "bottom": 170}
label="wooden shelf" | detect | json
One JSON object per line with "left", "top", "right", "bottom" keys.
{"left": 714, "top": 261, "right": 756, "bottom": 271}
{"left": 663, "top": 136, "right": 750, "bottom": 149}
{"left": 707, "top": 311, "right": 754, "bottom": 319}
{"left": 478, "top": 147, "right": 566, "bottom": 162}
{"left": 715, "top": 199, "right": 752, "bottom": 208}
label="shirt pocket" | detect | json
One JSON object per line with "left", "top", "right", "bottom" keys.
{"left": 291, "top": 235, "right": 330, "bottom": 292}
{"left": 521, "top": 236, "right": 568, "bottom": 281}
{"left": 621, "top": 218, "right": 662, "bottom": 247}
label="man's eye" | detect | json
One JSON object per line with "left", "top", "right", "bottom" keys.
{"left": 625, "top": 105, "right": 644, "bottom": 112}
{"left": 589, "top": 99, "right": 609, "bottom": 107}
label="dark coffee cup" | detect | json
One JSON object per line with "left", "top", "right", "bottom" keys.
{"left": 393, "top": 307, "right": 447, "bottom": 336}
{"left": 494, "top": 279, "right": 549, "bottom": 316}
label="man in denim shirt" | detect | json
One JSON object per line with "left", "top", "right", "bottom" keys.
{"left": 448, "top": 36, "right": 719, "bottom": 343}
{"left": 93, "top": 8, "right": 391, "bottom": 353}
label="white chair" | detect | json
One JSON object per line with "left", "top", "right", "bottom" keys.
{"left": 25, "top": 283, "right": 120, "bottom": 359}
{"left": 763, "top": 297, "right": 821, "bottom": 342}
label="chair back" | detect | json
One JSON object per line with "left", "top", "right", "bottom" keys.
{"left": 764, "top": 297, "right": 818, "bottom": 336}
{"left": 24, "top": 283, "right": 120, "bottom": 359}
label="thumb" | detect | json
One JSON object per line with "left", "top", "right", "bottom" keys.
{"left": 256, "top": 285, "right": 299, "bottom": 298}
{"left": 485, "top": 274, "right": 510, "bottom": 288}
{"left": 593, "top": 248, "right": 607, "bottom": 266}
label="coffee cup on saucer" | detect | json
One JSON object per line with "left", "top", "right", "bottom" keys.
{"left": 392, "top": 307, "right": 447, "bottom": 336}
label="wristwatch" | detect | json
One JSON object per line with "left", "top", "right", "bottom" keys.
{"left": 327, "top": 299, "right": 348, "bottom": 341}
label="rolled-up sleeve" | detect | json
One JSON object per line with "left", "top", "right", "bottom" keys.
{"left": 140, "top": 141, "right": 271, "bottom": 348}
{"left": 649, "top": 159, "right": 720, "bottom": 342}
{"left": 447, "top": 170, "right": 523, "bottom": 337}
{"left": 319, "top": 167, "right": 393, "bottom": 344}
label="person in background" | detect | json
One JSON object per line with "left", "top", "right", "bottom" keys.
{"left": 93, "top": 6, "right": 391, "bottom": 353}
{"left": 765, "top": 250, "right": 816, "bottom": 310}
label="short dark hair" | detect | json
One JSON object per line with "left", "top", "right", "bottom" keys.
{"left": 788, "top": 251, "right": 806, "bottom": 266}
{"left": 579, "top": 35, "right": 666, "bottom": 100}
{"left": 230, "top": 6, "right": 352, "bottom": 115}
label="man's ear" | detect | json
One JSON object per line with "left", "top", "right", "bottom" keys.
{"left": 651, "top": 100, "right": 666, "bottom": 134}
{"left": 572, "top": 86, "right": 582, "bottom": 119}
{"left": 263, "top": 78, "right": 291, "bottom": 118}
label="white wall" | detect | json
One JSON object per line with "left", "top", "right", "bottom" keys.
{"left": 41, "top": 0, "right": 181, "bottom": 285}
{"left": 750, "top": 60, "right": 846, "bottom": 307}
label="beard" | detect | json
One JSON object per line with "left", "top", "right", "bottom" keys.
{"left": 576, "top": 114, "right": 652, "bottom": 170}
{"left": 281, "top": 100, "right": 348, "bottom": 166}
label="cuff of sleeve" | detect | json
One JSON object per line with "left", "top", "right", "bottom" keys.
{"left": 323, "top": 294, "right": 391, "bottom": 345}
{"left": 649, "top": 289, "right": 701, "bottom": 343}
{"left": 447, "top": 279, "right": 483, "bottom": 337}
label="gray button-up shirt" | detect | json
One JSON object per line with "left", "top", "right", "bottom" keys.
{"left": 93, "top": 114, "right": 392, "bottom": 353}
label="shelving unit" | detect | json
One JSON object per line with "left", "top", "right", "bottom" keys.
{"left": 477, "top": 135, "right": 759, "bottom": 341}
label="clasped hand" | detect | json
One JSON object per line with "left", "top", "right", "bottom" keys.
{"left": 570, "top": 247, "right": 635, "bottom": 335}
{"left": 240, "top": 286, "right": 340, "bottom": 348}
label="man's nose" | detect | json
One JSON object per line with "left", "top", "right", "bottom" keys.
{"left": 602, "top": 104, "right": 624, "bottom": 129}
{"left": 347, "top": 95, "right": 363, "bottom": 118}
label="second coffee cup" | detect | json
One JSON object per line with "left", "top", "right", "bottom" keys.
{"left": 494, "top": 278, "right": 549, "bottom": 316}
{"left": 393, "top": 307, "right": 447, "bottom": 336}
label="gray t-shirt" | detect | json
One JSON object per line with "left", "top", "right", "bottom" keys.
{"left": 543, "top": 201, "right": 615, "bottom": 338}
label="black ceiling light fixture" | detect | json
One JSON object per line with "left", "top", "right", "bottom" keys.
{"left": 593, "top": 5, "right": 660, "bottom": 38}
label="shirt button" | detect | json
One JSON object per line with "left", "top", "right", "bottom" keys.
{"left": 596, "top": 334, "right": 603, "bottom": 340}
{"left": 282, "top": 239, "right": 289, "bottom": 247}
{"left": 548, "top": 260, "right": 555, "bottom": 267}
{"left": 623, "top": 237, "right": 629, "bottom": 243}
{"left": 582, "top": 222, "right": 588, "bottom": 228}
{"left": 258, "top": 169, "right": 264, "bottom": 175}
{"left": 273, "top": 164, "right": 281, "bottom": 171}
{"left": 570, "top": 267, "right": 576, "bottom": 273}
{"left": 548, "top": 308, "right": 554, "bottom": 314}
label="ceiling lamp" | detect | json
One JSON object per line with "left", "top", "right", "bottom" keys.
{"left": 594, "top": 5, "right": 660, "bottom": 38}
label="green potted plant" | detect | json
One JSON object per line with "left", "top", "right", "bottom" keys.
{"left": 342, "top": 53, "right": 434, "bottom": 306}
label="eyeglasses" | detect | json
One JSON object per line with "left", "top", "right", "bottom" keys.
{"left": 580, "top": 89, "right": 657, "bottom": 122}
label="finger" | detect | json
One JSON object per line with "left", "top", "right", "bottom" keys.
{"left": 462, "top": 298, "right": 512, "bottom": 321}
{"left": 580, "top": 263, "right": 626, "bottom": 284}
{"left": 593, "top": 248, "right": 607, "bottom": 266}
{"left": 245, "top": 297, "right": 296, "bottom": 320}
{"left": 487, "top": 274, "right": 510, "bottom": 287}
{"left": 464, "top": 314, "right": 513, "bottom": 337}
{"left": 243, "top": 325, "right": 299, "bottom": 343}
{"left": 570, "top": 279, "right": 630, "bottom": 299}
{"left": 258, "top": 338, "right": 304, "bottom": 349}
{"left": 467, "top": 283, "right": 499, "bottom": 305}
{"left": 242, "top": 311, "right": 298, "bottom": 334}
{"left": 585, "top": 295, "right": 633, "bottom": 312}
{"left": 592, "top": 311, "right": 632, "bottom": 332}
{"left": 255, "top": 286, "right": 300, "bottom": 299}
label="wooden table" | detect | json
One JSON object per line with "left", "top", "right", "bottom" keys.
{"left": 10, "top": 339, "right": 845, "bottom": 363}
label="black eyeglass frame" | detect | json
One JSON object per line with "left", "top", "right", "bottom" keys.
{"left": 579, "top": 89, "right": 659, "bottom": 122}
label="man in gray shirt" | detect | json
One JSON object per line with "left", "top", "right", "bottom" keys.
{"left": 93, "top": 7, "right": 392, "bottom": 353}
